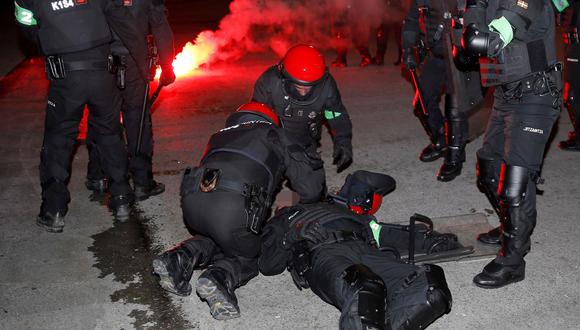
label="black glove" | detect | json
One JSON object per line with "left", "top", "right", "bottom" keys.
{"left": 402, "top": 47, "right": 417, "bottom": 70}
{"left": 462, "top": 23, "right": 504, "bottom": 58}
{"left": 160, "top": 65, "right": 176, "bottom": 86}
{"left": 284, "top": 220, "right": 329, "bottom": 247}
{"left": 333, "top": 143, "right": 353, "bottom": 173}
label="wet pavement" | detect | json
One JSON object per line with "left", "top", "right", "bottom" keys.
{"left": 1, "top": 2, "right": 580, "bottom": 329}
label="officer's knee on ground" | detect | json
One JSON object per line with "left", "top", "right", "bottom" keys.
{"left": 341, "top": 264, "right": 388, "bottom": 330}
{"left": 402, "top": 264, "right": 452, "bottom": 330}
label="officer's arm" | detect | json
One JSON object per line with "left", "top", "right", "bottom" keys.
{"left": 105, "top": 0, "right": 149, "bottom": 81}
{"left": 251, "top": 69, "right": 274, "bottom": 107}
{"left": 278, "top": 134, "right": 325, "bottom": 203}
{"left": 325, "top": 77, "right": 353, "bottom": 149}
{"left": 463, "top": 0, "right": 543, "bottom": 57}
{"left": 148, "top": 0, "right": 175, "bottom": 71}
{"left": 14, "top": 0, "right": 39, "bottom": 43}
{"left": 401, "top": 0, "right": 421, "bottom": 49}
{"left": 258, "top": 215, "right": 291, "bottom": 276}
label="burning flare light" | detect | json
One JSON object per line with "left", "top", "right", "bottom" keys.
{"left": 171, "top": 32, "right": 218, "bottom": 78}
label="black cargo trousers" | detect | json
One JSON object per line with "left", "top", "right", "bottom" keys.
{"left": 87, "top": 56, "right": 153, "bottom": 186}
{"left": 41, "top": 56, "right": 131, "bottom": 215}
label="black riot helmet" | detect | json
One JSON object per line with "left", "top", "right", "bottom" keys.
{"left": 337, "top": 170, "right": 396, "bottom": 215}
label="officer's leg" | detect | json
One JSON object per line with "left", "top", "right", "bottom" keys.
{"left": 560, "top": 60, "right": 580, "bottom": 150}
{"left": 417, "top": 57, "right": 447, "bottom": 162}
{"left": 353, "top": 27, "right": 372, "bottom": 68}
{"left": 392, "top": 23, "right": 402, "bottom": 65}
{"left": 121, "top": 63, "right": 165, "bottom": 199}
{"left": 338, "top": 264, "right": 388, "bottom": 330}
{"left": 437, "top": 93, "right": 469, "bottom": 182}
{"left": 372, "top": 23, "right": 387, "bottom": 66}
{"left": 153, "top": 235, "right": 218, "bottom": 296}
{"left": 87, "top": 70, "right": 133, "bottom": 220}
{"left": 474, "top": 94, "right": 508, "bottom": 244}
{"left": 305, "top": 243, "right": 387, "bottom": 330}
{"left": 85, "top": 126, "right": 108, "bottom": 194}
{"left": 474, "top": 94, "right": 559, "bottom": 288}
{"left": 475, "top": 150, "right": 504, "bottom": 245}
{"left": 196, "top": 255, "right": 259, "bottom": 320}
{"left": 37, "top": 76, "right": 87, "bottom": 232}
{"left": 385, "top": 264, "right": 452, "bottom": 329}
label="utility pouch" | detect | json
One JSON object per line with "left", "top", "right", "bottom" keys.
{"left": 180, "top": 167, "right": 201, "bottom": 197}
{"left": 108, "top": 55, "right": 127, "bottom": 89}
{"left": 245, "top": 184, "right": 270, "bottom": 234}
{"left": 45, "top": 56, "right": 66, "bottom": 80}
{"left": 289, "top": 240, "right": 311, "bottom": 289}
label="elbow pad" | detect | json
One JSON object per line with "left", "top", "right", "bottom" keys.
{"left": 462, "top": 23, "right": 504, "bottom": 58}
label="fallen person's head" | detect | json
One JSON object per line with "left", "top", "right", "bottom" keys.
{"left": 338, "top": 170, "right": 396, "bottom": 215}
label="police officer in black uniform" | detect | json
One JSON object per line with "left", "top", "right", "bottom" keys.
{"left": 86, "top": 0, "right": 176, "bottom": 199}
{"left": 252, "top": 44, "right": 354, "bottom": 182}
{"left": 14, "top": 0, "right": 148, "bottom": 231}
{"left": 559, "top": 0, "right": 580, "bottom": 150}
{"left": 372, "top": 0, "right": 405, "bottom": 66}
{"left": 462, "top": 0, "right": 562, "bottom": 288}
{"left": 259, "top": 170, "right": 458, "bottom": 330}
{"left": 152, "top": 103, "right": 325, "bottom": 320}
{"left": 402, "top": 0, "right": 484, "bottom": 181}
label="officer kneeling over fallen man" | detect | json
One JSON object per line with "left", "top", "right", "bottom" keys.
{"left": 259, "top": 171, "right": 469, "bottom": 330}
{"left": 152, "top": 102, "right": 325, "bottom": 319}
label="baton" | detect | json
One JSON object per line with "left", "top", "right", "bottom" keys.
{"left": 149, "top": 84, "right": 164, "bottom": 106}
{"left": 135, "top": 82, "right": 150, "bottom": 156}
{"left": 409, "top": 68, "right": 428, "bottom": 117}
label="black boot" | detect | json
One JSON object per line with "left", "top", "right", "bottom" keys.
{"left": 152, "top": 244, "right": 199, "bottom": 296}
{"left": 437, "top": 96, "right": 467, "bottom": 182}
{"left": 357, "top": 47, "right": 372, "bottom": 68}
{"left": 85, "top": 177, "right": 109, "bottom": 194}
{"left": 419, "top": 127, "right": 446, "bottom": 162}
{"left": 473, "top": 260, "right": 525, "bottom": 288}
{"left": 134, "top": 180, "right": 165, "bottom": 201}
{"left": 196, "top": 267, "right": 241, "bottom": 320}
{"left": 437, "top": 160, "right": 463, "bottom": 182}
{"left": 559, "top": 131, "right": 580, "bottom": 151}
{"left": 37, "top": 211, "right": 65, "bottom": 233}
{"left": 474, "top": 166, "right": 534, "bottom": 289}
{"left": 477, "top": 226, "right": 502, "bottom": 245}
{"left": 110, "top": 194, "right": 133, "bottom": 222}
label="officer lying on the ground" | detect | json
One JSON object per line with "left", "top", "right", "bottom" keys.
{"left": 259, "top": 171, "right": 464, "bottom": 330}
{"left": 152, "top": 103, "right": 325, "bottom": 320}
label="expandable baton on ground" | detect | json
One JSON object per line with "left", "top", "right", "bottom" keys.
{"left": 409, "top": 68, "right": 436, "bottom": 143}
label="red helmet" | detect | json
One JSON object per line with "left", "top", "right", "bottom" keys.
{"left": 279, "top": 44, "right": 327, "bottom": 86}
{"left": 225, "top": 102, "right": 281, "bottom": 127}
{"left": 338, "top": 171, "right": 396, "bottom": 215}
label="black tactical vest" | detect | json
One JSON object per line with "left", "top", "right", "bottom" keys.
{"left": 287, "top": 203, "right": 371, "bottom": 234}
{"left": 33, "top": 0, "right": 112, "bottom": 55}
{"left": 417, "top": 0, "right": 459, "bottom": 57}
{"left": 202, "top": 122, "right": 284, "bottom": 193}
{"left": 480, "top": 0, "right": 557, "bottom": 86}
{"left": 268, "top": 67, "right": 330, "bottom": 146}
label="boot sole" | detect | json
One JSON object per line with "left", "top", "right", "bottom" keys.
{"left": 152, "top": 258, "right": 192, "bottom": 296}
{"left": 36, "top": 218, "right": 64, "bottom": 233}
{"left": 437, "top": 169, "right": 462, "bottom": 182}
{"left": 473, "top": 274, "right": 525, "bottom": 289}
{"left": 196, "top": 277, "right": 240, "bottom": 320}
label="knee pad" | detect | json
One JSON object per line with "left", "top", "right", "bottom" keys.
{"left": 476, "top": 152, "right": 501, "bottom": 189}
{"left": 342, "top": 264, "right": 388, "bottom": 330}
{"left": 500, "top": 165, "right": 530, "bottom": 207}
{"left": 402, "top": 264, "right": 452, "bottom": 330}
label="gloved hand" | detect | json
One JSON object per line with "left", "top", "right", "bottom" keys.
{"left": 284, "top": 220, "right": 329, "bottom": 248}
{"left": 332, "top": 142, "right": 353, "bottom": 173}
{"left": 160, "top": 65, "right": 176, "bottom": 86}
{"left": 402, "top": 47, "right": 417, "bottom": 70}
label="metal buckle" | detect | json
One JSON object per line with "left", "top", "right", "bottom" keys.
{"left": 200, "top": 168, "right": 220, "bottom": 193}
